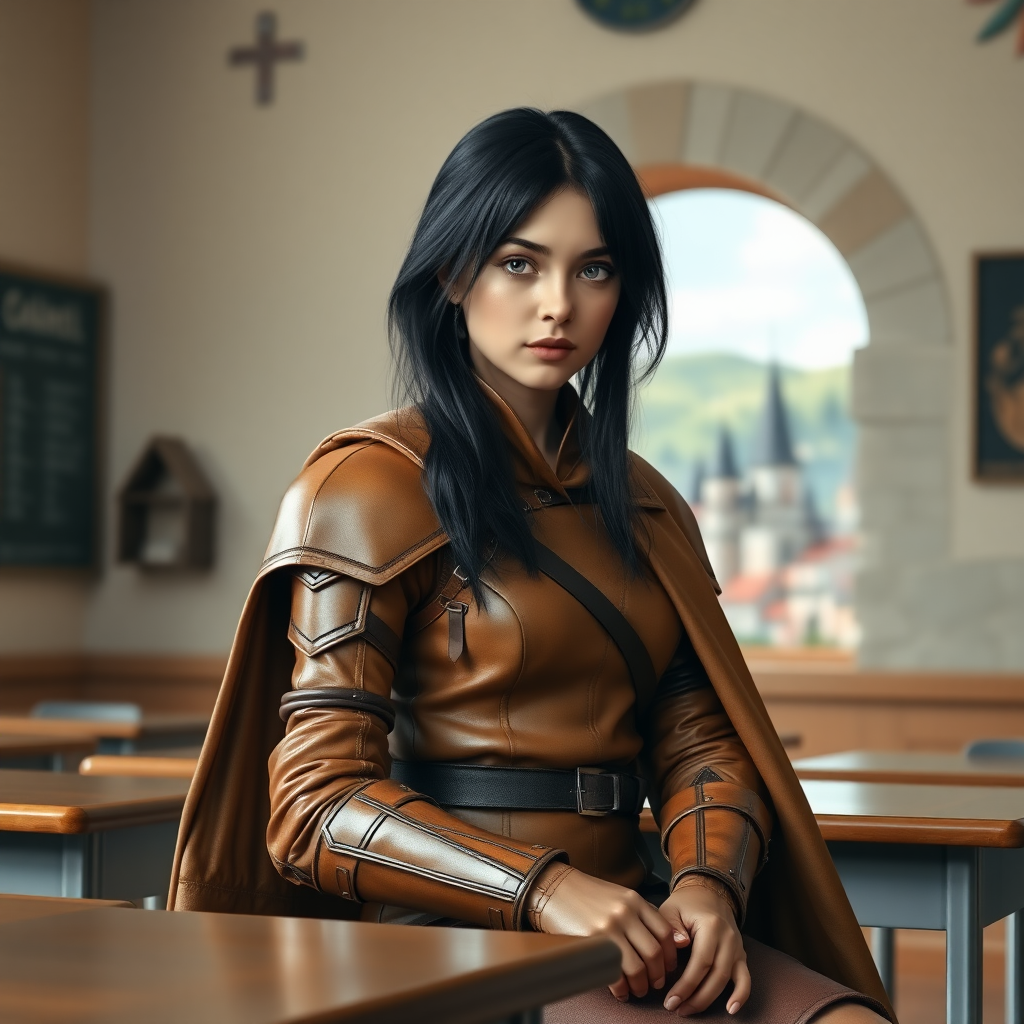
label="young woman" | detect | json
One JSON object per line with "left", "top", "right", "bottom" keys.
{"left": 170, "top": 109, "right": 892, "bottom": 1022}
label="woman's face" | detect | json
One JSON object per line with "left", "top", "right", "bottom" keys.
{"left": 460, "top": 189, "right": 621, "bottom": 394}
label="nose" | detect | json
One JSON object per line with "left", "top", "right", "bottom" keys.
{"left": 538, "top": 273, "right": 574, "bottom": 325}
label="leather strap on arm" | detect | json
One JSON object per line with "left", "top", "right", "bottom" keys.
{"left": 660, "top": 777, "right": 772, "bottom": 923}
{"left": 280, "top": 688, "right": 396, "bottom": 732}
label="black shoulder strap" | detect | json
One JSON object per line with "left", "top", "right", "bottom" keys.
{"left": 532, "top": 539, "right": 657, "bottom": 713}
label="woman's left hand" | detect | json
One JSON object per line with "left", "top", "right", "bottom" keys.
{"left": 657, "top": 882, "right": 749, "bottom": 1016}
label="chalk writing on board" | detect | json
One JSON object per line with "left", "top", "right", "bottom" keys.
{"left": 0, "top": 269, "right": 100, "bottom": 567}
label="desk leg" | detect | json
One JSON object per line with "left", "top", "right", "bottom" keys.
{"left": 1008, "top": 912, "right": 1023, "bottom": 1024}
{"left": 61, "top": 835, "right": 98, "bottom": 899}
{"left": 870, "top": 928, "right": 896, "bottom": 1003}
{"left": 946, "top": 847, "right": 982, "bottom": 1024}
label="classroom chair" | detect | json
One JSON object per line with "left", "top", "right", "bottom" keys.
{"left": 30, "top": 701, "right": 142, "bottom": 723}
{"left": 964, "top": 738, "right": 1024, "bottom": 759}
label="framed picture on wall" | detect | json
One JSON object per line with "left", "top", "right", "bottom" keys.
{"left": 974, "top": 252, "right": 1024, "bottom": 481}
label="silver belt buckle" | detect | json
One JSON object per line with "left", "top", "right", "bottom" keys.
{"left": 576, "top": 767, "right": 620, "bottom": 816}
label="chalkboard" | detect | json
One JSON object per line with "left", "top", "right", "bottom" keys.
{"left": 0, "top": 266, "right": 101, "bottom": 566}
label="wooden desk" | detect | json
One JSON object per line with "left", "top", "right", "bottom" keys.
{"left": 793, "top": 751, "right": 1024, "bottom": 1021}
{"left": 808, "top": 780, "right": 1024, "bottom": 1024}
{"left": 0, "top": 906, "right": 619, "bottom": 1024}
{"left": 794, "top": 749, "right": 1024, "bottom": 788}
{"left": 0, "top": 894, "right": 132, "bottom": 923}
{"left": 0, "top": 770, "right": 189, "bottom": 902}
{"left": 0, "top": 732, "right": 95, "bottom": 771}
{"left": 0, "top": 713, "right": 208, "bottom": 753}
{"left": 79, "top": 753, "right": 198, "bottom": 778}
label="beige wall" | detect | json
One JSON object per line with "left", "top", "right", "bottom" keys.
{"left": 0, "top": 0, "right": 91, "bottom": 652}
{"left": 52, "top": 0, "right": 1024, "bottom": 657}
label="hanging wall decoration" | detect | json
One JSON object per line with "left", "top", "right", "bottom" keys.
{"left": 970, "top": 0, "right": 1024, "bottom": 55}
{"left": 118, "top": 437, "right": 217, "bottom": 570}
{"left": 228, "top": 11, "right": 305, "bottom": 105}
{"left": 974, "top": 253, "right": 1024, "bottom": 481}
{"left": 577, "top": 0, "right": 699, "bottom": 32}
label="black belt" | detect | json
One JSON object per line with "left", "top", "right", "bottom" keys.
{"left": 391, "top": 760, "right": 647, "bottom": 817}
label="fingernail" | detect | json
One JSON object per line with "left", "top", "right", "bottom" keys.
{"left": 615, "top": 993, "right": 628, "bottom": 1003}
{"left": 728, "top": 1001, "right": 739, "bottom": 1015}
{"left": 673, "top": 931, "right": 686, "bottom": 942}
{"left": 664, "top": 996, "right": 681, "bottom": 1011}
{"left": 654, "top": 977, "right": 665, "bottom": 990}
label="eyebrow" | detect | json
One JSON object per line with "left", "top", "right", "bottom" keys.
{"left": 501, "top": 237, "right": 612, "bottom": 260}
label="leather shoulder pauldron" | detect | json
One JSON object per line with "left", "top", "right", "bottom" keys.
{"left": 261, "top": 435, "right": 446, "bottom": 586}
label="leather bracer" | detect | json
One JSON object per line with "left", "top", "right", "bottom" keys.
{"left": 661, "top": 773, "right": 771, "bottom": 923}
{"left": 316, "top": 778, "right": 567, "bottom": 930}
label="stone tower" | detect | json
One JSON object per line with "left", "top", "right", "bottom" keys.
{"left": 741, "top": 365, "right": 816, "bottom": 574}
{"left": 700, "top": 426, "right": 743, "bottom": 586}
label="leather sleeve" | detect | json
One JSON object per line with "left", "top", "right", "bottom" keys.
{"left": 646, "top": 636, "right": 773, "bottom": 920}
{"left": 266, "top": 554, "right": 566, "bottom": 930}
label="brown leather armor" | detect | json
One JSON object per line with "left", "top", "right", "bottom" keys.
{"left": 265, "top": 382, "right": 771, "bottom": 927}
{"left": 170, "top": 381, "right": 889, "bottom": 1014}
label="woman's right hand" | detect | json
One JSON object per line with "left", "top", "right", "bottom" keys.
{"left": 526, "top": 863, "right": 683, "bottom": 1001}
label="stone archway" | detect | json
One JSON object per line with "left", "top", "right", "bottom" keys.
{"left": 576, "top": 80, "right": 959, "bottom": 667}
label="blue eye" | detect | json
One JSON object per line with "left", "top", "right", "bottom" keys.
{"left": 581, "top": 264, "right": 612, "bottom": 281}
{"left": 504, "top": 258, "right": 530, "bottom": 275}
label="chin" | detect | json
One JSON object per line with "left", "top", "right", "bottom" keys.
{"left": 515, "top": 367, "right": 578, "bottom": 391}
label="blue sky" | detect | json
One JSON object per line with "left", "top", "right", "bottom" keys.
{"left": 648, "top": 189, "right": 868, "bottom": 371}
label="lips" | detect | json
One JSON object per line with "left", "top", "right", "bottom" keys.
{"left": 526, "top": 338, "right": 576, "bottom": 362}
{"left": 527, "top": 338, "right": 574, "bottom": 350}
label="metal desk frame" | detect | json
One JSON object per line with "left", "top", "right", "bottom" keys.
{"left": 0, "top": 820, "right": 179, "bottom": 902}
{"left": 828, "top": 840, "right": 1024, "bottom": 1024}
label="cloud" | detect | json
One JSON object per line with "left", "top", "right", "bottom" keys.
{"left": 670, "top": 283, "right": 803, "bottom": 331}
{"left": 741, "top": 205, "right": 830, "bottom": 271}
{"left": 653, "top": 190, "right": 869, "bottom": 370}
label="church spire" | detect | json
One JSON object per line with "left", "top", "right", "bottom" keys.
{"left": 751, "top": 363, "right": 797, "bottom": 467}
{"left": 708, "top": 425, "right": 740, "bottom": 480}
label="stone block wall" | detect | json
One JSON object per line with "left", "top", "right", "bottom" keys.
{"left": 580, "top": 79, "right": 1024, "bottom": 670}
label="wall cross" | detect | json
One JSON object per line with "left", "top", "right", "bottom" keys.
{"left": 228, "top": 12, "right": 304, "bottom": 106}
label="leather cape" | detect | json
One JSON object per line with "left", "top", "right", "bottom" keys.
{"left": 167, "top": 408, "right": 891, "bottom": 1017}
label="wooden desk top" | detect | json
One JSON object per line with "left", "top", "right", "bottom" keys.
{"left": 0, "top": 713, "right": 209, "bottom": 741}
{"left": 0, "top": 769, "right": 189, "bottom": 834}
{"left": 0, "top": 895, "right": 132, "bottom": 924}
{"left": 641, "top": 780, "right": 1024, "bottom": 848}
{"left": 79, "top": 754, "right": 198, "bottom": 779}
{"left": 794, "top": 750, "right": 1024, "bottom": 788}
{"left": 805, "top": 780, "right": 1024, "bottom": 847}
{"left": 0, "top": 733, "right": 95, "bottom": 758}
{"left": 0, "top": 908, "right": 619, "bottom": 1024}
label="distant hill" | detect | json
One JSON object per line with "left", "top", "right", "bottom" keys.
{"left": 632, "top": 352, "right": 854, "bottom": 521}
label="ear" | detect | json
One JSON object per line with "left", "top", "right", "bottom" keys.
{"left": 438, "top": 265, "right": 469, "bottom": 305}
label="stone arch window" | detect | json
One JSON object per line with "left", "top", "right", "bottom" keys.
{"left": 576, "top": 81, "right": 956, "bottom": 665}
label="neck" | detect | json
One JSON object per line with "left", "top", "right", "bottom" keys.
{"left": 470, "top": 351, "right": 562, "bottom": 471}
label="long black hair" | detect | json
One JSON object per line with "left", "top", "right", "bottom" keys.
{"left": 388, "top": 107, "right": 668, "bottom": 588}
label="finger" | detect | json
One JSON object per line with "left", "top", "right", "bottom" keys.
{"left": 675, "top": 957, "right": 735, "bottom": 1015}
{"left": 619, "top": 942, "right": 652, "bottom": 999}
{"left": 663, "top": 927, "right": 717, "bottom": 1010}
{"left": 639, "top": 901, "right": 678, "bottom": 975}
{"left": 671, "top": 935, "right": 747, "bottom": 1016}
{"left": 657, "top": 899, "right": 691, "bottom": 948}
{"left": 624, "top": 918, "right": 668, "bottom": 991}
{"left": 726, "top": 955, "right": 751, "bottom": 1014}
{"left": 608, "top": 974, "right": 631, "bottom": 1003}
